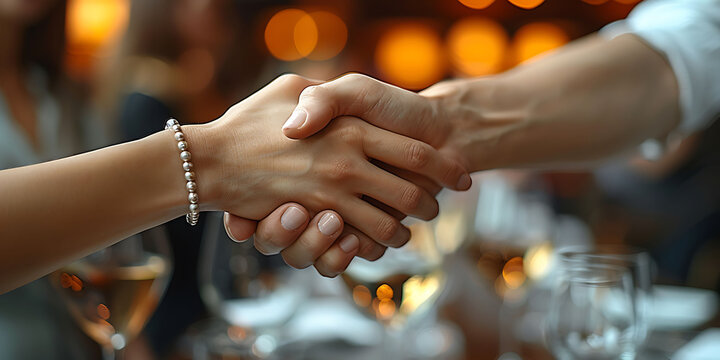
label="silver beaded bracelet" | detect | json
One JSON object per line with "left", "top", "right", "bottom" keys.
{"left": 165, "top": 118, "right": 199, "bottom": 226}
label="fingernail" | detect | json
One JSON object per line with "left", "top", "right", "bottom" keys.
{"left": 281, "top": 206, "right": 306, "bottom": 230}
{"left": 223, "top": 212, "right": 244, "bottom": 243}
{"left": 282, "top": 108, "right": 307, "bottom": 130}
{"left": 223, "top": 212, "right": 236, "bottom": 240}
{"left": 318, "top": 213, "right": 341, "bottom": 235}
{"left": 338, "top": 234, "right": 359, "bottom": 253}
{"left": 456, "top": 173, "right": 472, "bottom": 190}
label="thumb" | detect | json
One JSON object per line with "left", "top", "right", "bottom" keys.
{"left": 281, "top": 85, "right": 335, "bottom": 139}
{"left": 223, "top": 212, "right": 257, "bottom": 242}
{"left": 281, "top": 73, "right": 442, "bottom": 145}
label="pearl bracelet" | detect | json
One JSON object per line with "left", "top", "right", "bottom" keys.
{"left": 165, "top": 118, "right": 199, "bottom": 226}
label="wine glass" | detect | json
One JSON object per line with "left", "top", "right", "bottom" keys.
{"left": 546, "top": 262, "right": 640, "bottom": 360}
{"left": 52, "top": 227, "right": 173, "bottom": 360}
{"left": 559, "top": 245, "right": 653, "bottom": 346}
{"left": 342, "top": 218, "right": 447, "bottom": 358}
{"left": 198, "top": 211, "right": 308, "bottom": 359}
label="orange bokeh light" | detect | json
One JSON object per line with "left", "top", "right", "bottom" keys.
{"left": 376, "top": 284, "right": 394, "bottom": 300}
{"left": 458, "top": 0, "right": 496, "bottom": 10}
{"left": 447, "top": 17, "right": 508, "bottom": 76}
{"left": 306, "top": 11, "right": 348, "bottom": 61}
{"left": 352, "top": 285, "right": 372, "bottom": 307}
{"left": 501, "top": 257, "right": 526, "bottom": 289}
{"left": 507, "top": 0, "right": 545, "bottom": 9}
{"left": 66, "top": 0, "right": 129, "bottom": 51}
{"left": 511, "top": 22, "right": 569, "bottom": 64}
{"left": 265, "top": 9, "right": 318, "bottom": 61}
{"left": 375, "top": 23, "right": 446, "bottom": 90}
{"left": 60, "top": 272, "right": 83, "bottom": 292}
{"left": 373, "top": 298, "right": 397, "bottom": 319}
{"left": 96, "top": 304, "right": 111, "bottom": 320}
{"left": 265, "top": 9, "right": 347, "bottom": 62}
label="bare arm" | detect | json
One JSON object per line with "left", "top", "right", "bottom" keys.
{"left": 434, "top": 34, "right": 680, "bottom": 171}
{"left": 0, "top": 131, "right": 189, "bottom": 292}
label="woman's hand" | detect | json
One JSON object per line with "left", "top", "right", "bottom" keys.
{"left": 188, "top": 74, "right": 470, "bottom": 256}
{"left": 223, "top": 163, "right": 444, "bottom": 277}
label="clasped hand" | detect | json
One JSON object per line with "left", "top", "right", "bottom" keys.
{"left": 195, "top": 74, "right": 471, "bottom": 277}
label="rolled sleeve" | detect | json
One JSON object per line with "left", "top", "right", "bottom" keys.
{"left": 602, "top": 0, "right": 720, "bottom": 134}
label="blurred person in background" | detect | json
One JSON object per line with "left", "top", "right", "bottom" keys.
{"left": 232, "top": 0, "right": 720, "bottom": 289}
{"left": 0, "top": 0, "right": 107, "bottom": 358}
{"left": 100, "top": 0, "right": 269, "bottom": 356}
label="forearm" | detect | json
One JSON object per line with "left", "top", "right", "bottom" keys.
{"left": 441, "top": 34, "right": 680, "bottom": 171}
{"left": 0, "top": 129, "right": 195, "bottom": 292}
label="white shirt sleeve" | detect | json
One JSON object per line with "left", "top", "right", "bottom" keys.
{"left": 601, "top": 0, "right": 720, "bottom": 135}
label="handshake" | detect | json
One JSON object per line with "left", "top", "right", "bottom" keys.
{"left": 199, "top": 73, "right": 478, "bottom": 277}
{"left": 1, "top": 34, "right": 679, "bottom": 293}
{"left": 201, "top": 32, "right": 680, "bottom": 277}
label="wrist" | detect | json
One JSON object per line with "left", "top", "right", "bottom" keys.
{"left": 427, "top": 76, "right": 530, "bottom": 172}
{"left": 182, "top": 122, "right": 226, "bottom": 211}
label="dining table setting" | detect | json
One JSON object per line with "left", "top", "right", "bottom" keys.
{"left": 46, "top": 171, "right": 719, "bottom": 360}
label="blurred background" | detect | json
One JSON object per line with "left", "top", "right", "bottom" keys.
{"left": 1, "top": 0, "right": 719, "bottom": 359}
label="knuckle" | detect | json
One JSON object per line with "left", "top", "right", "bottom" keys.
{"left": 332, "top": 121, "right": 365, "bottom": 142}
{"left": 299, "top": 84, "right": 328, "bottom": 100}
{"left": 405, "top": 142, "right": 431, "bottom": 169}
{"left": 274, "top": 74, "right": 311, "bottom": 92}
{"left": 374, "top": 216, "right": 400, "bottom": 244}
{"left": 339, "top": 73, "right": 383, "bottom": 114}
{"left": 399, "top": 185, "right": 424, "bottom": 212}
{"left": 276, "top": 73, "right": 302, "bottom": 85}
{"left": 341, "top": 73, "right": 371, "bottom": 84}
{"left": 442, "top": 160, "right": 462, "bottom": 185}
{"left": 327, "top": 158, "right": 356, "bottom": 181}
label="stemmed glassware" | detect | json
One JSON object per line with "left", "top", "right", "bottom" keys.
{"left": 559, "top": 246, "right": 654, "bottom": 346}
{"left": 342, "top": 218, "right": 448, "bottom": 358}
{"left": 52, "top": 227, "right": 173, "bottom": 360}
{"left": 198, "top": 211, "right": 308, "bottom": 359}
{"left": 546, "top": 262, "right": 641, "bottom": 360}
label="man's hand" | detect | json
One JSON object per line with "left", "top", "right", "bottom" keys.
{"left": 280, "top": 74, "right": 472, "bottom": 175}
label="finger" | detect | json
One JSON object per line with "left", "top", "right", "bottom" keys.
{"left": 341, "top": 224, "right": 388, "bottom": 261}
{"left": 361, "top": 122, "right": 472, "bottom": 191}
{"left": 371, "top": 160, "right": 442, "bottom": 196}
{"left": 282, "top": 73, "right": 445, "bottom": 146}
{"left": 336, "top": 197, "right": 411, "bottom": 248}
{"left": 357, "top": 162, "right": 439, "bottom": 221}
{"left": 223, "top": 212, "right": 257, "bottom": 242}
{"left": 281, "top": 211, "right": 344, "bottom": 269}
{"left": 362, "top": 195, "right": 406, "bottom": 221}
{"left": 313, "top": 234, "right": 361, "bottom": 277}
{"left": 252, "top": 203, "right": 311, "bottom": 255}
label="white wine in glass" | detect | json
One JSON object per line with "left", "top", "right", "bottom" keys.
{"left": 52, "top": 228, "right": 172, "bottom": 359}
